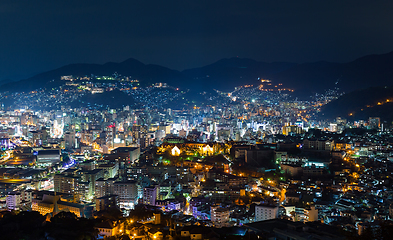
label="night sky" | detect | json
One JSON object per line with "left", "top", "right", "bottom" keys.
{"left": 0, "top": 0, "right": 392, "bottom": 82}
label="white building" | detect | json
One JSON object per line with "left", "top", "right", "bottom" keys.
{"left": 255, "top": 204, "right": 278, "bottom": 222}
{"left": 97, "top": 163, "right": 119, "bottom": 179}
{"left": 6, "top": 190, "right": 32, "bottom": 210}
{"left": 6, "top": 192, "right": 21, "bottom": 210}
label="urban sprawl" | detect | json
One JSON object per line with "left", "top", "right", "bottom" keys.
{"left": 0, "top": 75, "right": 390, "bottom": 239}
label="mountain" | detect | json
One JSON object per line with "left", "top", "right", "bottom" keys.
{"left": 268, "top": 61, "right": 343, "bottom": 97}
{"left": 2, "top": 51, "right": 393, "bottom": 98}
{"left": 269, "top": 51, "right": 393, "bottom": 97}
{"left": 182, "top": 57, "right": 296, "bottom": 91}
{"left": 340, "top": 51, "right": 393, "bottom": 90}
{"left": 0, "top": 57, "right": 297, "bottom": 93}
{"left": 0, "top": 58, "right": 186, "bottom": 92}
{"left": 320, "top": 86, "right": 393, "bottom": 121}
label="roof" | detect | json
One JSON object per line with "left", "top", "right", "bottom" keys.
{"left": 37, "top": 149, "right": 60, "bottom": 155}
{"left": 96, "top": 220, "right": 114, "bottom": 229}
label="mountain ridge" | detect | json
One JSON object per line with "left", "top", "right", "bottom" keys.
{"left": 2, "top": 51, "right": 393, "bottom": 98}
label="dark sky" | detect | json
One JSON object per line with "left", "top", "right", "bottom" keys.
{"left": 1, "top": 0, "right": 393, "bottom": 81}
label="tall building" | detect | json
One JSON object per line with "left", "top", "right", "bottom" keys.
{"left": 210, "top": 205, "right": 230, "bottom": 228}
{"left": 96, "top": 195, "right": 119, "bottom": 211}
{"left": 305, "top": 206, "right": 318, "bottom": 222}
{"left": 64, "top": 130, "right": 76, "bottom": 149}
{"left": 95, "top": 178, "right": 116, "bottom": 198}
{"left": 54, "top": 173, "right": 80, "bottom": 195}
{"left": 113, "top": 181, "right": 138, "bottom": 209}
{"left": 368, "top": 117, "right": 381, "bottom": 129}
{"left": 97, "top": 163, "right": 119, "bottom": 179}
{"left": 6, "top": 191, "right": 31, "bottom": 210}
{"left": 54, "top": 168, "right": 100, "bottom": 201}
{"left": 143, "top": 185, "right": 159, "bottom": 206}
{"left": 255, "top": 204, "right": 278, "bottom": 222}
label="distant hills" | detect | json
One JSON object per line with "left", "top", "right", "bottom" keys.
{"left": 320, "top": 86, "right": 393, "bottom": 121}
{"left": 0, "top": 58, "right": 185, "bottom": 92}
{"left": 181, "top": 58, "right": 296, "bottom": 92}
{"left": 2, "top": 51, "right": 393, "bottom": 98}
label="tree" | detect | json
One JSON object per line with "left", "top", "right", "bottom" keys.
{"left": 45, "top": 211, "right": 97, "bottom": 240}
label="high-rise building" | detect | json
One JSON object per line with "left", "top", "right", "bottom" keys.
{"left": 54, "top": 173, "right": 80, "bottom": 194}
{"left": 368, "top": 117, "right": 381, "bottom": 129}
{"left": 6, "top": 191, "right": 32, "bottom": 210}
{"left": 64, "top": 130, "right": 76, "bottom": 149}
{"left": 95, "top": 178, "right": 116, "bottom": 198}
{"left": 305, "top": 206, "right": 318, "bottom": 222}
{"left": 143, "top": 185, "right": 159, "bottom": 206}
{"left": 255, "top": 204, "right": 278, "bottom": 222}
{"left": 210, "top": 205, "right": 230, "bottom": 228}
{"left": 113, "top": 181, "right": 138, "bottom": 209}
{"left": 96, "top": 195, "right": 119, "bottom": 211}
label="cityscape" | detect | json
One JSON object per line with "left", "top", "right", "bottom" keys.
{"left": 1, "top": 1, "right": 393, "bottom": 240}
{"left": 0, "top": 71, "right": 392, "bottom": 240}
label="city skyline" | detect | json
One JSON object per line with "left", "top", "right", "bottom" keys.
{"left": 1, "top": 1, "right": 393, "bottom": 239}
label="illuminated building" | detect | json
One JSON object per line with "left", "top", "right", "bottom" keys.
{"left": 255, "top": 204, "right": 278, "bottom": 222}
{"left": 143, "top": 185, "right": 159, "bottom": 206}
{"left": 54, "top": 168, "right": 103, "bottom": 201}
{"left": 368, "top": 117, "right": 380, "bottom": 129}
{"left": 91, "top": 88, "right": 104, "bottom": 94}
{"left": 113, "top": 181, "right": 139, "bottom": 209}
{"left": 171, "top": 146, "right": 180, "bottom": 156}
{"left": 305, "top": 206, "right": 318, "bottom": 222}
{"left": 32, "top": 193, "right": 92, "bottom": 218}
{"left": 302, "top": 139, "right": 334, "bottom": 151}
{"left": 201, "top": 144, "right": 214, "bottom": 156}
{"left": 6, "top": 190, "right": 32, "bottom": 210}
{"left": 329, "top": 123, "right": 338, "bottom": 132}
{"left": 111, "top": 146, "right": 140, "bottom": 163}
{"left": 210, "top": 205, "right": 230, "bottom": 228}
{"left": 97, "top": 163, "right": 119, "bottom": 179}
{"left": 131, "top": 125, "right": 148, "bottom": 145}
{"left": 36, "top": 149, "right": 61, "bottom": 166}
{"left": 51, "top": 119, "right": 64, "bottom": 138}
{"left": 96, "top": 195, "right": 118, "bottom": 211}
{"left": 54, "top": 173, "right": 80, "bottom": 194}
{"left": 158, "top": 124, "right": 171, "bottom": 135}
{"left": 282, "top": 125, "right": 302, "bottom": 136}
{"left": 0, "top": 138, "right": 10, "bottom": 150}
{"left": 96, "top": 220, "right": 125, "bottom": 238}
{"left": 64, "top": 130, "right": 76, "bottom": 149}
{"left": 95, "top": 178, "right": 116, "bottom": 198}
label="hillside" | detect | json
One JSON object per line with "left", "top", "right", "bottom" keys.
{"left": 0, "top": 58, "right": 186, "bottom": 92}
{"left": 270, "top": 51, "right": 393, "bottom": 98}
{"left": 182, "top": 58, "right": 296, "bottom": 91}
{"left": 320, "top": 86, "right": 393, "bottom": 121}
{"left": 2, "top": 51, "right": 393, "bottom": 99}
